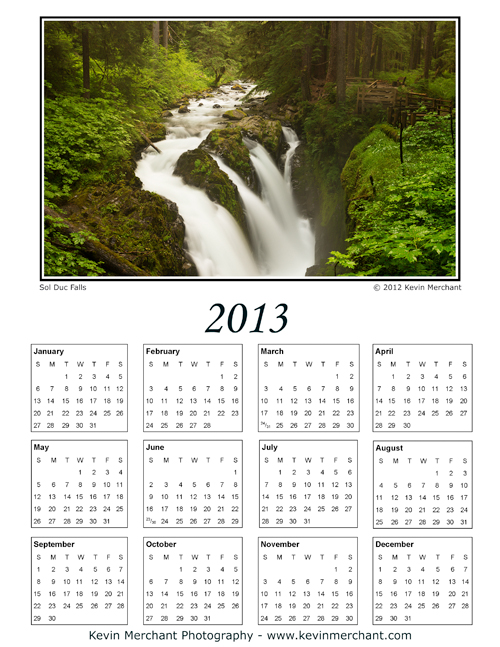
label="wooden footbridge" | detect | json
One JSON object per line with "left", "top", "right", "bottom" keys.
{"left": 350, "top": 78, "right": 454, "bottom": 127}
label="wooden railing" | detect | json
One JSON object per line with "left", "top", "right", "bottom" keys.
{"left": 351, "top": 79, "right": 454, "bottom": 126}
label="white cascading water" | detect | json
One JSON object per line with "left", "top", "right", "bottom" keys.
{"left": 135, "top": 83, "right": 314, "bottom": 277}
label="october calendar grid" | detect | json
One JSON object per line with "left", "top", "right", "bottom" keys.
{"left": 30, "top": 342, "right": 473, "bottom": 626}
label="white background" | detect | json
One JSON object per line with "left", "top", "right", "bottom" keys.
{"left": 2, "top": 3, "right": 499, "bottom": 647}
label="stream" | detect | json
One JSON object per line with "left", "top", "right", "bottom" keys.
{"left": 135, "top": 83, "right": 315, "bottom": 277}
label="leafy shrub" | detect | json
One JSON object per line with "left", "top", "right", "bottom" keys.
{"left": 44, "top": 96, "right": 137, "bottom": 201}
{"left": 327, "top": 119, "right": 456, "bottom": 276}
{"left": 44, "top": 212, "right": 105, "bottom": 276}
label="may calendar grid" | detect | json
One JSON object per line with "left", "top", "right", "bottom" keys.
{"left": 31, "top": 439, "right": 128, "bottom": 528}
{"left": 28, "top": 341, "right": 476, "bottom": 628}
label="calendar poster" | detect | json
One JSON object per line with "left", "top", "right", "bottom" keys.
{"left": 2, "top": 6, "right": 499, "bottom": 647}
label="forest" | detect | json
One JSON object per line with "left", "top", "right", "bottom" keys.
{"left": 43, "top": 19, "right": 457, "bottom": 278}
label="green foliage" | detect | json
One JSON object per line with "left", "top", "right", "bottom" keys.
{"left": 377, "top": 68, "right": 456, "bottom": 101}
{"left": 44, "top": 212, "right": 105, "bottom": 276}
{"left": 327, "top": 116, "right": 456, "bottom": 276}
{"left": 179, "top": 22, "right": 240, "bottom": 85}
{"left": 44, "top": 96, "right": 136, "bottom": 201}
{"left": 43, "top": 21, "right": 216, "bottom": 201}
{"left": 136, "top": 43, "right": 211, "bottom": 115}
{"left": 235, "top": 21, "right": 324, "bottom": 99}
{"left": 44, "top": 22, "right": 82, "bottom": 96}
{"left": 423, "top": 73, "right": 456, "bottom": 101}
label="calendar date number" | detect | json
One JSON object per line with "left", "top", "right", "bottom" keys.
{"left": 206, "top": 303, "right": 288, "bottom": 334}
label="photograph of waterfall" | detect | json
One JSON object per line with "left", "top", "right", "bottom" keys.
{"left": 42, "top": 19, "right": 457, "bottom": 279}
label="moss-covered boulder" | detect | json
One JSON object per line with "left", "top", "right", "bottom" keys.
{"left": 227, "top": 115, "right": 282, "bottom": 158}
{"left": 144, "top": 122, "right": 167, "bottom": 142}
{"left": 173, "top": 149, "right": 247, "bottom": 234}
{"left": 222, "top": 108, "right": 247, "bottom": 120}
{"left": 63, "top": 181, "right": 195, "bottom": 276}
{"left": 199, "top": 128, "right": 256, "bottom": 190}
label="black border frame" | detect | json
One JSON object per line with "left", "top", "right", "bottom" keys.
{"left": 40, "top": 16, "right": 461, "bottom": 282}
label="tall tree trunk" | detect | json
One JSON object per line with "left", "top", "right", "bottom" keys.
{"left": 415, "top": 22, "right": 422, "bottom": 67}
{"left": 326, "top": 21, "right": 337, "bottom": 83}
{"left": 361, "top": 21, "right": 373, "bottom": 78}
{"left": 82, "top": 27, "right": 90, "bottom": 98}
{"left": 336, "top": 22, "right": 347, "bottom": 104}
{"left": 152, "top": 21, "right": 160, "bottom": 46}
{"left": 300, "top": 42, "right": 312, "bottom": 100}
{"left": 347, "top": 21, "right": 356, "bottom": 77}
{"left": 354, "top": 22, "right": 363, "bottom": 76}
{"left": 162, "top": 20, "right": 169, "bottom": 58}
{"left": 312, "top": 22, "right": 328, "bottom": 79}
{"left": 424, "top": 21, "right": 435, "bottom": 79}
{"left": 409, "top": 35, "right": 415, "bottom": 69}
{"left": 375, "top": 36, "right": 383, "bottom": 76}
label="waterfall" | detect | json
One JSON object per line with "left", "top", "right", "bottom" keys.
{"left": 282, "top": 127, "right": 300, "bottom": 185}
{"left": 135, "top": 83, "right": 314, "bottom": 277}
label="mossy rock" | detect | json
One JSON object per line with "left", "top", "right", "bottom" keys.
{"left": 199, "top": 128, "right": 256, "bottom": 191}
{"left": 231, "top": 84, "right": 244, "bottom": 91}
{"left": 173, "top": 149, "right": 247, "bottom": 235}
{"left": 227, "top": 115, "right": 282, "bottom": 158}
{"left": 222, "top": 109, "right": 247, "bottom": 121}
{"left": 64, "top": 181, "right": 194, "bottom": 276}
{"left": 144, "top": 122, "right": 167, "bottom": 143}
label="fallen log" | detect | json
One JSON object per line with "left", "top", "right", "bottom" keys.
{"left": 140, "top": 132, "right": 162, "bottom": 154}
{"left": 44, "top": 207, "right": 149, "bottom": 277}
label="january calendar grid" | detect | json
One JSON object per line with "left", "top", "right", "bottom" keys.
{"left": 31, "top": 344, "right": 128, "bottom": 432}
{"left": 28, "top": 341, "right": 475, "bottom": 627}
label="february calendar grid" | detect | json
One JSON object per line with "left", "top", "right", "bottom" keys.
{"left": 28, "top": 341, "right": 475, "bottom": 628}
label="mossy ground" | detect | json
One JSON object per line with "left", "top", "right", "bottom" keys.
{"left": 62, "top": 181, "right": 191, "bottom": 276}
